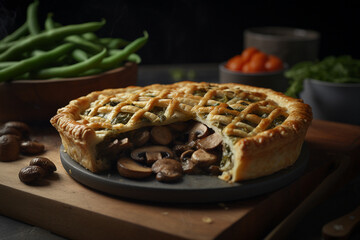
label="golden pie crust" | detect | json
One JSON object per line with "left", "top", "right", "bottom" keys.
{"left": 50, "top": 81, "right": 312, "bottom": 182}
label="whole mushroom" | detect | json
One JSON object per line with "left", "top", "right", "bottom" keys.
{"left": 0, "top": 134, "right": 20, "bottom": 162}
{"left": 152, "top": 158, "right": 183, "bottom": 182}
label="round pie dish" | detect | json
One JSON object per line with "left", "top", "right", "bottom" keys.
{"left": 300, "top": 78, "right": 360, "bottom": 125}
{"left": 0, "top": 62, "right": 137, "bottom": 123}
{"left": 219, "top": 62, "right": 289, "bottom": 92}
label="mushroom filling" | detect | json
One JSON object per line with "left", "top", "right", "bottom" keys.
{"left": 95, "top": 120, "right": 226, "bottom": 182}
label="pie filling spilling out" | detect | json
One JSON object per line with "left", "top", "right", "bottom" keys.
{"left": 51, "top": 81, "right": 312, "bottom": 183}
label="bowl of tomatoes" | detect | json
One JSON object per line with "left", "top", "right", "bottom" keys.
{"left": 219, "top": 47, "right": 288, "bottom": 92}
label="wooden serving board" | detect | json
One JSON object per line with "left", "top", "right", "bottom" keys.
{"left": 0, "top": 120, "right": 359, "bottom": 240}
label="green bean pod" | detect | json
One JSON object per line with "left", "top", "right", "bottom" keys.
{"left": 109, "top": 49, "right": 142, "bottom": 64}
{"left": 27, "top": 0, "right": 41, "bottom": 35}
{"left": 0, "top": 61, "right": 16, "bottom": 70}
{"left": 0, "top": 43, "right": 75, "bottom": 82}
{"left": 99, "top": 38, "right": 130, "bottom": 49}
{"left": 65, "top": 35, "right": 103, "bottom": 53}
{"left": 127, "top": 53, "right": 142, "bottom": 64}
{"left": 45, "top": 12, "right": 56, "bottom": 31}
{"left": 0, "top": 19, "right": 106, "bottom": 62}
{"left": 0, "top": 22, "right": 28, "bottom": 44}
{"left": 99, "top": 31, "right": 148, "bottom": 70}
{"left": 72, "top": 49, "right": 89, "bottom": 62}
{"left": 0, "top": 40, "right": 18, "bottom": 54}
{"left": 33, "top": 48, "right": 107, "bottom": 79}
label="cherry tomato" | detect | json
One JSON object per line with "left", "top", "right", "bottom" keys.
{"left": 265, "top": 55, "right": 283, "bottom": 71}
{"left": 226, "top": 55, "right": 245, "bottom": 71}
{"left": 241, "top": 47, "right": 259, "bottom": 62}
{"left": 241, "top": 63, "right": 251, "bottom": 73}
{"left": 225, "top": 47, "right": 283, "bottom": 73}
{"left": 248, "top": 52, "right": 267, "bottom": 72}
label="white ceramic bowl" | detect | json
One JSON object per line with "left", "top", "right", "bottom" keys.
{"left": 219, "top": 62, "right": 288, "bottom": 92}
{"left": 300, "top": 79, "right": 360, "bottom": 125}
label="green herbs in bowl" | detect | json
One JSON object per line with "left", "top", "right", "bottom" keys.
{"left": 285, "top": 55, "right": 360, "bottom": 125}
{"left": 285, "top": 55, "right": 360, "bottom": 98}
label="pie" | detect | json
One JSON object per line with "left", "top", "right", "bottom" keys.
{"left": 50, "top": 81, "right": 312, "bottom": 183}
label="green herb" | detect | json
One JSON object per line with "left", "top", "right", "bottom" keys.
{"left": 285, "top": 55, "right": 360, "bottom": 98}
{"left": 111, "top": 112, "right": 132, "bottom": 124}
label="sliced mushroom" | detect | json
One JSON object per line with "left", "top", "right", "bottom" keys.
{"left": 117, "top": 157, "right": 152, "bottom": 179}
{"left": 191, "top": 149, "right": 218, "bottom": 168}
{"left": 180, "top": 149, "right": 194, "bottom": 162}
{"left": 172, "top": 144, "right": 193, "bottom": 156}
{"left": 207, "top": 165, "right": 222, "bottom": 176}
{"left": 131, "top": 129, "right": 150, "bottom": 147}
{"left": 180, "top": 150, "right": 202, "bottom": 174}
{"left": 150, "top": 126, "right": 173, "bottom": 145}
{"left": 152, "top": 158, "right": 183, "bottom": 182}
{"left": 131, "top": 145, "right": 174, "bottom": 165}
{"left": 196, "top": 132, "right": 222, "bottom": 150}
{"left": 188, "top": 122, "right": 209, "bottom": 142}
{"left": 106, "top": 138, "right": 133, "bottom": 156}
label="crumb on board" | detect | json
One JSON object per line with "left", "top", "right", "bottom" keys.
{"left": 202, "top": 216, "right": 213, "bottom": 224}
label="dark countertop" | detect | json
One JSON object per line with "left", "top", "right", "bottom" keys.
{"left": 1, "top": 63, "right": 359, "bottom": 240}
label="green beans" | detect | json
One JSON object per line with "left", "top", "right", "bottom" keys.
{"left": 0, "top": 20, "right": 105, "bottom": 62}
{"left": 0, "top": 43, "right": 75, "bottom": 82}
{"left": 34, "top": 48, "right": 107, "bottom": 79}
{"left": 0, "top": 0, "right": 148, "bottom": 81}
{"left": 27, "top": 0, "right": 41, "bottom": 35}
{"left": 99, "top": 31, "right": 148, "bottom": 70}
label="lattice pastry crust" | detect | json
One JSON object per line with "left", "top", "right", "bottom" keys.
{"left": 51, "top": 81, "right": 312, "bottom": 182}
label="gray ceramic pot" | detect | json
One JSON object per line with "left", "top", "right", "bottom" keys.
{"left": 244, "top": 27, "right": 320, "bottom": 67}
{"left": 300, "top": 79, "right": 360, "bottom": 125}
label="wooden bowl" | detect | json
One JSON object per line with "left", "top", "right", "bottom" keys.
{"left": 0, "top": 62, "right": 137, "bottom": 123}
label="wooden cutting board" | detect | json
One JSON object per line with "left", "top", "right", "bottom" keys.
{"left": 0, "top": 120, "right": 359, "bottom": 240}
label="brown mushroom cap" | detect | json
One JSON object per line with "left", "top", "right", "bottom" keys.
{"left": 151, "top": 158, "right": 183, "bottom": 182}
{"left": 117, "top": 157, "right": 152, "bottom": 179}
{"left": 106, "top": 137, "right": 133, "bottom": 156}
{"left": 4, "top": 121, "right": 30, "bottom": 139}
{"left": 0, "top": 126, "right": 22, "bottom": 139}
{"left": 20, "top": 141, "right": 45, "bottom": 155}
{"left": 30, "top": 157, "right": 57, "bottom": 174}
{"left": 188, "top": 122, "right": 209, "bottom": 142}
{"left": 131, "top": 129, "right": 150, "bottom": 147}
{"left": 0, "top": 134, "right": 20, "bottom": 162}
{"left": 191, "top": 149, "right": 218, "bottom": 168}
{"left": 18, "top": 165, "right": 46, "bottom": 184}
{"left": 196, "top": 132, "right": 222, "bottom": 150}
{"left": 150, "top": 126, "right": 173, "bottom": 145}
{"left": 130, "top": 145, "right": 174, "bottom": 164}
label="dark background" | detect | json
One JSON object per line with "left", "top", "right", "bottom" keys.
{"left": 1, "top": 0, "right": 360, "bottom": 65}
